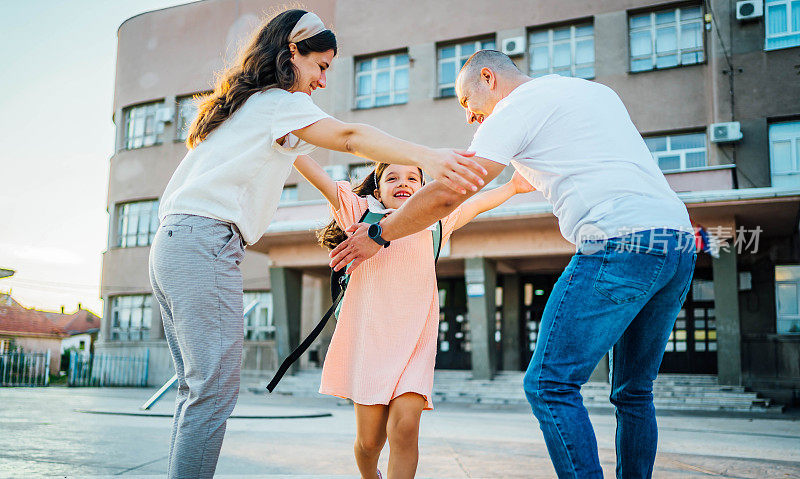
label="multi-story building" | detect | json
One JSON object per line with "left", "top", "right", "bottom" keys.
{"left": 99, "top": 0, "right": 800, "bottom": 405}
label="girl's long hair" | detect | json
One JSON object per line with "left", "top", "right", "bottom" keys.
{"left": 317, "top": 163, "right": 425, "bottom": 250}
{"left": 186, "top": 9, "right": 337, "bottom": 148}
{"left": 317, "top": 163, "right": 389, "bottom": 250}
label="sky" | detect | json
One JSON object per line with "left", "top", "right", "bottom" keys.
{"left": 0, "top": 0, "right": 196, "bottom": 315}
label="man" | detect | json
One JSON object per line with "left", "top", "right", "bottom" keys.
{"left": 330, "top": 50, "right": 695, "bottom": 478}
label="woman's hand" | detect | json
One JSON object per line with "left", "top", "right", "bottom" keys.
{"left": 420, "top": 149, "right": 487, "bottom": 195}
{"left": 510, "top": 170, "right": 535, "bottom": 194}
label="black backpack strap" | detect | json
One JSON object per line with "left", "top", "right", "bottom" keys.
{"left": 330, "top": 210, "right": 371, "bottom": 302}
{"left": 267, "top": 287, "right": 345, "bottom": 393}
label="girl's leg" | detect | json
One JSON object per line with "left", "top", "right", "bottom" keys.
{"left": 386, "top": 392, "right": 426, "bottom": 479}
{"left": 354, "top": 402, "right": 389, "bottom": 479}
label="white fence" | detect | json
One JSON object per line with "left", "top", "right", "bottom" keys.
{"left": 0, "top": 351, "right": 51, "bottom": 387}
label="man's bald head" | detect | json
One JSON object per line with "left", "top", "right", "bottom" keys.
{"left": 456, "top": 50, "right": 529, "bottom": 125}
{"left": 459, "top": 50, "right": 522, "bottom": 87}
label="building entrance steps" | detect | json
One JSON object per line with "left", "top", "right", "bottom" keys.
{"left": 246, "top": 370, "right": 784, "bottom": 414}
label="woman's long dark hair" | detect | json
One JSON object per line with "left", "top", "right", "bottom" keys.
{"left": 317, "top": 163, "right": 425, "bottom": 250}
{"left": 186, "top": 9, "right": 337, "bottom": 148}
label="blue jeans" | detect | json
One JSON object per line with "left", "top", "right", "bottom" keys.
{"left": 523, "top": 229, "right": 696, "bottom": 479}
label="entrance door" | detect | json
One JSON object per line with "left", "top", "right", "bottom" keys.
{"left": 660, "top": 278, "right": 718, "bottom": 374}
{"left": 519, "top": 275, "right": 559, "bottom": 370}
{"left": 436, "top": 279, "right": 471, "bottom": 370}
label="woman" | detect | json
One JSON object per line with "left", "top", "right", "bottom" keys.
{"left": 148, "top": 8, "right": 486, "bottom": 479}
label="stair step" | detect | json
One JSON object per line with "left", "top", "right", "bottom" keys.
{"left": 244, "top": 370, "right": 781, "bottom": 413}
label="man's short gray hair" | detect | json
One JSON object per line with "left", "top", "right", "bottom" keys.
{"left": 459, "top": 50, "right": 522, "bottom": 84}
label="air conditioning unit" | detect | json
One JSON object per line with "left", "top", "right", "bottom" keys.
{"left": 501, "top": 36, "right": 525, "bottom": 57}
{"left": 323, "top": 164, "right": 348, "bottom": 181}
{"left": 736, "top": 0, "right": 763, "bottom": 21}
{"left": 709, "top": 122, "right": 743, "bottom": 143}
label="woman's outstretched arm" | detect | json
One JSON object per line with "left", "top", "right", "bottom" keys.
{"left": 292, "top": 117, "right": 486, "bottom": 195}
{"left": 293, "top": 155, "right": 339, "bottom": 210}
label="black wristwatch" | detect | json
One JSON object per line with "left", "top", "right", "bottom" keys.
{"left": 367, "top": 222, "right": 390, "bottom": 248}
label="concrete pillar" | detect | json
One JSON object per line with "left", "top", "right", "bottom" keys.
{"left": 713, "top": 247, "right": 742, "bottom": 385}
{"left": 465, "top": 257, "right": 497, "bottom": 380}
{"left": 270, "top": 267, "right": 303, "bottom": 375}
{"left": 501, "top": 273, "right": 521, "bottom": 371}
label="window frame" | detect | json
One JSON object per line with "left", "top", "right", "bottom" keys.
{"left": 776, "top": 265, "right": 800, "bottom": 334}
{"left": 436, "top": 37, "right": 496, "bottom": 98}
{"left": 527, "top": 22, "right": 595, "bottom": 79}
{"left": 243, "top": 291, "right": 275, "bottom": 341}
{"left": 765, "top": 0, "right": 800, "bottom": 50}
{"left": 348, "top": 162, "right": 374, "bottom": 183}
{"left": 115, "top": 199, "right": 160, "bottom": 248}
{"left": 109, "top": 294, "right": 153, "bottom": 342}
{"left": 175, "top": 94, "right": 203, "bottom": 142}
{"left": 279, "top": 185, "right": 299, "bottom": 204}
{"left": 122, "top": 100, "right": 166, "bottom": 150}
{"left": 644, "top": 131, "right": 708, "bottom": 172}
{"left": 628, "top": 5, "right": 706, "bottom": 73}
{"left": 769, "top": 120, "right": 800, "bottom": 187}
{"left": 354, "top": 51, "right": 410, "bottom": 109}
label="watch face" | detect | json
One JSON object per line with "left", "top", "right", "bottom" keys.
{"left": 368, "top": 223, "right": 380, "bottom": 239}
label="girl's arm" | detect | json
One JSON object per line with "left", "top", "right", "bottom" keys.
{"left": 292, "top": 117, "right": 485, "bottom": 195}
{"left": 293, "top": 155, "right": 340, "bottom": 210}
{"left": 452, "top": 171, "right": 535, "bottom": 230}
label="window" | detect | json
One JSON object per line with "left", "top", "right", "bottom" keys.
{"left": 110, "top": 295, "right": 153, "bottom": 341}
{"left": 122, "top": 101, "right": 166, "bottom": 149}
{"left": 776, "top": 266, "right": 800, "bottom": 334}
{"left": 355, "top": 52, "right": 409, "bottom": 109}
{"left": 116, "top": 200, "right": 159, "bottom": 247}
{"left": 437, "top": 38, "right": 496, "bottom": 97}
{"left": 629, "top": 6, "right": 704, "bottom": 72}
{"left": 769, "top": 120, "right": 800, "bottom": 187}
{"left": 279, "top": 185, "right": 298, "bottom": 204}
{"left": 243, "top": 291, "right": 274, "bottom": 340}
{"left": 766, "top": 0, "right": 800, "bottom": 50}
{"left": 349, "top": 163, "right": 374, "bottom": 183}
{"left": 644, "top": 132, "right": 707, "bottom": 172}
{"left": 176, "top": 95, "right": 199, "bottom": 141}
{"left": 529, "top": 24, "right": 594, "bottom": 79}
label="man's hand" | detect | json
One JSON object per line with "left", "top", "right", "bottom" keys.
{"left": 329, "top": 223, "right": 381, "bottom": 272}
{"left": 510, "top": 171, "right": 535, "bottom": 194}
{"left": 422, "top": 149, "right": 486, "bottom": 195}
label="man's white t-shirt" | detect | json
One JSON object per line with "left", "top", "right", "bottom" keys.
{"left": 159, "top": 89, "right": 330, "bottom": 245}
{"left": 468, "top": 75, "right": 691, "bottom": 246}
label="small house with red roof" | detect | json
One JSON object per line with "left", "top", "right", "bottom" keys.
{"left": 0, "top": 294, "right": 101, "bottom": 374}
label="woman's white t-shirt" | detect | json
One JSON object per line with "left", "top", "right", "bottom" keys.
{"left": 158, "top": 89, "right": 330, "bottom": 245}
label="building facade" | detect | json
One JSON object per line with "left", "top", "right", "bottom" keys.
{"left": 99, "top": 0, "right": 800, "bottom": 405}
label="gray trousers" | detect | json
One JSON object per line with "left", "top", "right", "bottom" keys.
{"left": 149, "top": 214, "right": 245, "bottom": 479}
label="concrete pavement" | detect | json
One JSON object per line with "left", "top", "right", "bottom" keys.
{"left": 1, "top": 386, "right": 798, "bottom": 478}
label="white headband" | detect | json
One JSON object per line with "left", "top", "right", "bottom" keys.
{"left": 288, "top": 12, "right": 326, "bottom": 44}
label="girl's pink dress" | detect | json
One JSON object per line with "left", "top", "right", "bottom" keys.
{"left": 319, "top": 181, "right": 462, "bottom": 410}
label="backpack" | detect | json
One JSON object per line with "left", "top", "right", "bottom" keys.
{"left": 267, "top": 209, "right": 443, "bottom": 392}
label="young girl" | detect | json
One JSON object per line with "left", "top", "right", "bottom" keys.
{"left": 293, "top": 155, "right": 534, "bottom": 479}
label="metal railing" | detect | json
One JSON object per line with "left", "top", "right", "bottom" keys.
{"left": 68, "top": 349, "right": 149, "bottom": 387}
{"left": 1, "top": 350, "right": 51, "bottom": 387}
